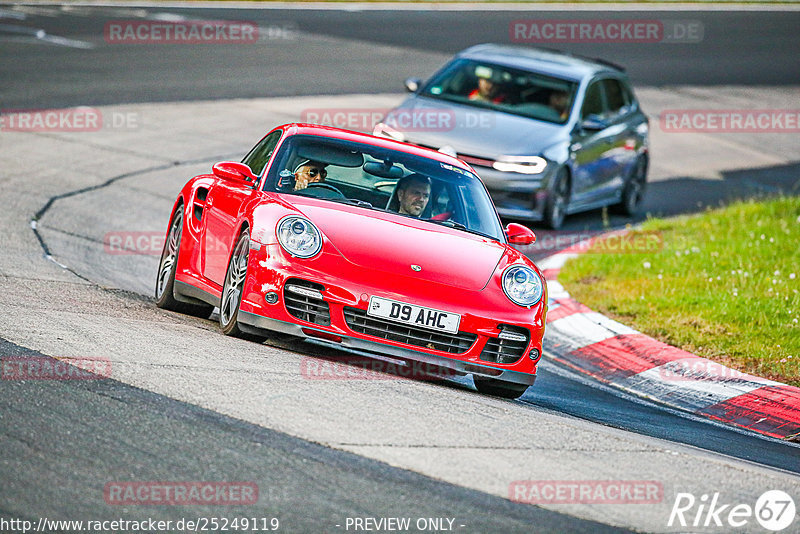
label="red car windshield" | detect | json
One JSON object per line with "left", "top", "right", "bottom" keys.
{"left": 263, "top": 134, "right": 505, "bottom": 242}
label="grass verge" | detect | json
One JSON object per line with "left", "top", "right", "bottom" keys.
{"left": 558, "top": 196, "right": 800, "bottom": 386}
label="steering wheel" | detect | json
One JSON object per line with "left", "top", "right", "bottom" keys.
{"left": 304, "top": 182, "right": 345, "bottom": 198}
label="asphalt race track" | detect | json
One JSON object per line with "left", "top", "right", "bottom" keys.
{"left": 1, "top": 4, "right": 800, "bottom": 533}
{"left": 2, "top": 4, "right": 800, "bottom": 108}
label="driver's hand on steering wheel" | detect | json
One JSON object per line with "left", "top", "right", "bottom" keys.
{"left": 293, "top": 162, "right": 328, "bottom": 191}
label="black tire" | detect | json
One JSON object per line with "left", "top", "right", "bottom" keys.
{"left": 543, "top": 167, "right": 569, "bottom": 230}
{"left": 155, "top": 206, "right": 214, "bottom": 318}
{"left": 474, "top": 377, "right": 529, "bottom": 399}
{"left": 219, "top": 229, "right": 265, "bottom": 341}
{"left": 614, "top": 155, "right": 647, "bottom": 216}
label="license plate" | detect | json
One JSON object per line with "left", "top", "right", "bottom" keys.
{"left": 368, "top": 296, "right": 461, "bottom": 334}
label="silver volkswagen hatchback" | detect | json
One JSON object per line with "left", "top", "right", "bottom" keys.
{"left": 374, "top": 44, "right": 650, "bottom": 229}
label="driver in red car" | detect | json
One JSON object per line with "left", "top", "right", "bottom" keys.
{"left": 293, "top": 160, "right": 328, "bottom": 191}
{"left": 389, "top": 174, "right": 431, "bottom": 217}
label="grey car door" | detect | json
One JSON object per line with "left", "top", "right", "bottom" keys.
{"left": 569, "top": 78, "right": 617, "bottom": 207}
{"left": 592, "top": 78, "right": 640, "bottom": 203}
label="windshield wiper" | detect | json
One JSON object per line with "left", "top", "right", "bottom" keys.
{"left": 423, "top": 92, "right": 492, "bottom": 111}
{"left": 329, "top": 198, "right": 374, "bottom": 209}
{"left": 429, "top": 219, "right": 467, "bottom": 230}
{"left": 428, "top": 219, "right": 497, "bottom": 241}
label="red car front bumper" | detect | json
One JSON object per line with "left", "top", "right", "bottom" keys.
{"left": 236, "top": 244, "right": 545, "bottom": 386}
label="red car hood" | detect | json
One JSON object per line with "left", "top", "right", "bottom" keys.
{"left": 294, "top": 199, "right": 505, "bottom": 291}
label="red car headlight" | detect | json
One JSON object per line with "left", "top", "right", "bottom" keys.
{"left": 276, "top": 216, "right": 322, "bottom": 259}
{"left": 502, "top": 265, "right": 544, "bottom": 307}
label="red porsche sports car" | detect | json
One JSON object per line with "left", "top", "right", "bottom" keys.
{"left": 155, "top": 124, "right": 547, "bottom": 399}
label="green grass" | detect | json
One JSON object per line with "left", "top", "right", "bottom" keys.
{"left": 559, "top": 196, "right": 800, "bottom": 386}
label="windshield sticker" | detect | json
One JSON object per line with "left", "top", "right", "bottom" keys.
{"left": 441, "top": 163, "right": 468, "bottom": 176}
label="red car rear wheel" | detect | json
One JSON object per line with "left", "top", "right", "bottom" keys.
{"left": 155, "top": 206, "right": 214, "bottom": 318}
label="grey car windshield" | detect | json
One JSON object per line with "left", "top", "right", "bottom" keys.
{"left": 421, "top": 59, "right": 578, "bottom": 124}
{"left": 263, "top": 135, "right": 505, "bottom": 242}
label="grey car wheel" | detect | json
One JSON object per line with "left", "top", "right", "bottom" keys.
{"left": 544, "top": 168, "right": 569, "bottom": 230}
{"left": 615, "top": 155, "right": 647, "bottom": 216}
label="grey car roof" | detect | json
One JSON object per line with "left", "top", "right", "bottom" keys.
{"left": 457, "top": 43, "right": 622, "bottom": 82}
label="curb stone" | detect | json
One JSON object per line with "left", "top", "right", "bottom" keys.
{"left": 538, "top": 235, "right": 800, "bottom": 442}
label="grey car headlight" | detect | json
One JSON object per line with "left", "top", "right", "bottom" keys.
{"left": 492, "top": 156, "right": 547, "bottom": 175}
{"left": 502, "top": 265, "right": 544, "bottom": 307}
{"left": 277, "top": 216, "right": 322, "bottom": 258}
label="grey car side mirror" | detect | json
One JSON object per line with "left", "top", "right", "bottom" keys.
{"left": 580, "top": 115, "right": 608, "bottom": 132}
{"left": 404, "top": 77, "right": 422, "bottom": 93}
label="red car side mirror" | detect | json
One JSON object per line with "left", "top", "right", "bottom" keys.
{"left": 506, "top": 223, "right": 536, "bottom": 245}
{"left": 212, "top": 161, "right": 257, "bottom": 183}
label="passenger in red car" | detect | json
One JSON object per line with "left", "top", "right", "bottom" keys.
{"left": 293, "top": 160, "right": 328, "bottom": 191}
{"left": 397, "top": 174, "right": 431, "bottom": 217}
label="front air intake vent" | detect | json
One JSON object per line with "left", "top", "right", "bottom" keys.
{"left": 284, "top": 279, "right": 330, "bottom": 326}
{"left": 480, "top": 325, "right": 529, "bottom": 364}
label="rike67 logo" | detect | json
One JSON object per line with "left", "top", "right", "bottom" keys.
{"left": 669, "top": 490, "right": 796, "bottom": 531}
